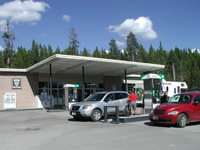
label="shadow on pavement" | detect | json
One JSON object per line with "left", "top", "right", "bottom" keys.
{"left": 145, "top": 121, "right": 200, "bottom": 128}
{"left": 144, "top": 121, "right": 173, "bottom": 128}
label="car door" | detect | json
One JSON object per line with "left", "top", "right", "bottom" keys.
{"left": 104, "top": 93, "right": 116, "bottom": 114}
{"left": 114, "top": 93, "right": 124, "bottom": 111}
{"left": 191, "top": 95, "right": 200, "bottom": 120}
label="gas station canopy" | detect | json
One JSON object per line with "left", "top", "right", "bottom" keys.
{"left": 26, "top": 54, "right": 165, "bottom": 76}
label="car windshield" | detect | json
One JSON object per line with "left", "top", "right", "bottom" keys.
{"left": 168, "top": 94, "right": 192, "bottom": 104}
{"left": 84, "top": 93, "right": 106, "bottom": 101}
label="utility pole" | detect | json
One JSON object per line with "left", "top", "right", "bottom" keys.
{"left": 172, "top": 63, "right": 176, "bottom": 81}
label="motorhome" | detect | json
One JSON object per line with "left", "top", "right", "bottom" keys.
{"left": 133, "top": 79, "right": 188, "bottom": 103}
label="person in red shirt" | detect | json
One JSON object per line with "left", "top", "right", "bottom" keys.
{"left": 129, "top": 91, "right": 137, "bottom": 115}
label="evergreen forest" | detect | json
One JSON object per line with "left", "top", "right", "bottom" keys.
{"left": 0, "top": 25, "right": 200, "bottom": 91}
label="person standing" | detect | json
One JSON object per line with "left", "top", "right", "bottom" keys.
{"left": 160, "top": 91, "right": 168, "bottom": 104}
{"left": 129, "top": 91, "right": 137, "bottom": 115}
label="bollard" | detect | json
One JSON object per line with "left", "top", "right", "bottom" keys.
{"left": 104, "top": 106, "right": 108, "bottom": 123}
{"left": 104, "top": 106, "right": 119, "bottom": 124}
{"left": 115, "top": 106, "right": 119, "bottom": 124}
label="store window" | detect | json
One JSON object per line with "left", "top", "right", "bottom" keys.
{"left": 39, "top": 82, "right": 105, "bottom": 105}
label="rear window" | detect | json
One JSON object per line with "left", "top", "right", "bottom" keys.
{"left": 115, "top": 93, "right": 122, "bottom": 100}
{"left": 114, "top": 93, "right": 128, "bottom": 100}
{"left": 121, "top": 93, "right": 128, "bottom": 99}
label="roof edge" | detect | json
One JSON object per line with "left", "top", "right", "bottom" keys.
{"left": 0, "top": 68, "right": 27, "bottom": 72}
{"left": 26, "top": 55, "right": 57, "bottom": 72}
{"left": 54, "top": 54, "right": 165, "bottom": 68}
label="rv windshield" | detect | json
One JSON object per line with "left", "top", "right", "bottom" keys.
{"left": 168, "top": 94, "right": 192, "bottom": 104}
{"left": 84, "top": 93, "right": 106, "bottom": 101}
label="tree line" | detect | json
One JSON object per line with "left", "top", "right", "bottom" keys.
{"left": 0, "top": 21, "right": 200, "bottom": 91}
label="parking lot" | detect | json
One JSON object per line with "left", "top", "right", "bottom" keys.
{"left": 0, "top": 110, "right": 200, "bottom": 150}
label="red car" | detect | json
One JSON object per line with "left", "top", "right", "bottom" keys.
{"left": 149, "top": 91, "right": 200, "bottom": 128}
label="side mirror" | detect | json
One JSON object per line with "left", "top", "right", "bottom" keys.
{"left": 104, "top": 98, "right": 111, "bottom": 102}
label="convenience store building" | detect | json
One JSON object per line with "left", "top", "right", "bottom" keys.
{"left": 0, "top": 54, "right": 165, "bottom": 110}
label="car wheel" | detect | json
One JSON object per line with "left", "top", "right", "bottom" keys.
{"left": 91, "top": 109, "right": 102, "bottom": 121}
{"left": 176, "top": 113, "right": 187, "bottom": 128}
{"left": 123, "top": 105, "right": 130, "bottom": 116}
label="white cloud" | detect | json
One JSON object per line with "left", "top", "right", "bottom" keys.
{"left": 0, "top": 0, "right": 50, "bottom": 30}
{"left": 0, "top": 19, "right": 6, "bottom": 32}
{"left": 191, "top": 48, "right": 200, "bottom": 53}
{"left": 116, "top": 40, "right": 125, "bottom": 47}
{"left": 63, "top": 15, "right": 71, "bottom": 22}
{"left": 109, "top": 17, "right": 158, "bottom": 40}
{"left": 0, "top": 46, "right": 4, "bottom": 51}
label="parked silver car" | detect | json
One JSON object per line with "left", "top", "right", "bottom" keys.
{"left": 69, "top": 91, "right": 129, "bottom": 121}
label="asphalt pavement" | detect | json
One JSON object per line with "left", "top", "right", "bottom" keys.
{"left": 0, "top": 109, "right": 199, "bottom": 150}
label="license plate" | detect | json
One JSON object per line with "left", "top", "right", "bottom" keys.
{"left": 153, "top": 116, "right": 158, "bottom": 120}
{"left": 72, "top": 112, "right": 76, "bottom": 116}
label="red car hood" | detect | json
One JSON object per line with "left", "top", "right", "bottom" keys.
{"left": 155, "top": 103, "right": 187, "bottom": 110}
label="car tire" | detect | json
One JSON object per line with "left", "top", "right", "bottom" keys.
{"left": 91, "top": 109, "right": 102, "bottom": 121}
{"left": 123, "top": 105, "right": 130, "bottom": 116}
{"left": 176, "top": 113, "right": 187, "bottom": 128}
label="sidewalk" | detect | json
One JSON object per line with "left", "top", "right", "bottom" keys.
{"left": 119, "top": 114, "right": 149, "bottom": 123}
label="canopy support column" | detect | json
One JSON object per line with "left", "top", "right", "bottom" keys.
{"left": 82, "top": 66, "right": 85, "bottom": 101}
{"left": 49, "top": 64, "right": 53, "bottom": 109}
{"left": 125, "top": 69, "right": 128, "bottom": 92}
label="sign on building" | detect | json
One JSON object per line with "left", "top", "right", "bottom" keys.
{"left": 12, "top": 78, "right": 21, "bottom": 89}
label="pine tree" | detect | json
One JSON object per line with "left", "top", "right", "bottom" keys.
{"left": 156, "top": 42, "right": 168, "bottom": 65}
{"left": 165, "top": 50, "right": 180, "bottom": 81}
{"left": 69, "top": 28, "right": 79, "bottom": 55}
{"left": 126, "top": 32, "right": 139, "bottom": 61}
{"left": 39, "top": 44, "right": 45, "bottom": 61}
{"left": 54, "top": 47, "right": 61, "bottom": 54}
{"left": 93, "top": 47, "right": 101, "bottom": 58}
{"left": 43, "top": 45, "right": 48, "bottom": 59}
{"left": 0, "top": 51, "right": 5, "bottom": 68}
{"left": 154, "top": 42, "right": 168, "bottom": 75}
{"left": 100, "top": 49, "right": 107, "bottom": 58}
{"left": 108, "top": 38, "right": 120, "bottom": 60}
{"left": 148, "top": 45, "right": 157, "bottom": 63}
{"left": 13, "top": 46, "right": 28, "bottom": 68}
{"left": 48, "top": 45, "right": 53, "bottom": 57}
{"left": 63, "top": 47, "right": 71, "bottom": 55}
{"left": 81, "top": 47, "right": 91, "bottom": 56}
{"left": 138, "top": 44, "right": 148, "bottom": 62}
{"left": 189, "top": 56, "right": 200, "bottom": 90}
{"left": 120, "top": 49, "right": 128, "bottom": 60}
{"left": 2, "top": 20, "right": 15, "bottom": 68}
{"left": 30, "top": 40, "right": 40, "bottom": 64}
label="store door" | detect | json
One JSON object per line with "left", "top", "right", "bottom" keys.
{"left": 4, "top": 92, "right": 16, "bottom": 109}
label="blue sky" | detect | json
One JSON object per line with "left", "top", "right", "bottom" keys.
{"left": 0, "top": 0, "right": 200, "bottom": 53}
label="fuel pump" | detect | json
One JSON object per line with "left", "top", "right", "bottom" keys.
{"left": 63, "top": 84, "right": 79, "bottom": 110}
{"left": 141, "top": 74, "right": 164, "bottom": 114}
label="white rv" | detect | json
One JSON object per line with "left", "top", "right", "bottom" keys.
{"left": 161, "top": 79, "right": 188, "bottom": 97}
{"left": 133, "top": 79, "right": 188, "bottom": 103}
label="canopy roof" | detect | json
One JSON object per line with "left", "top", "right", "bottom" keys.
{"left": 25, "top": 54, "right": 165, "bottom": 76}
